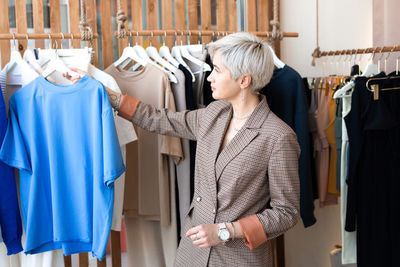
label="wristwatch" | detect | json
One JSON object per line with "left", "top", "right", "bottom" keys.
{"left": 218, "top": 223, "right": 230, "bottom": 242}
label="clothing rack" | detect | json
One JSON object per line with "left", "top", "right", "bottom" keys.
{"left": 114, "top": 29, "right": 299, "bottom": 39}
{"left": 316, "top": 45, "right": 400, "bottom": 57}
{"left": 0, "top": 33, "right": 98, "bottom": 40}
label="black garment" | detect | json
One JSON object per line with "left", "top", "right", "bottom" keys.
{"left": 303, "top": 78, "right": 319, "bottom": 200}
{"left": 335, "top": 98, "right": 342, "bottom": 191}
{"left": 202, "top": 54, "right": 214, "bottom": 106}
{"left": 178, "top": 64, "right": 196, "bottom": 201}
{"left": 344, "top": 72, "right": 400, "bottom": 267}
{"left": 261, "top": 65, "right": 316, "bottom": 227}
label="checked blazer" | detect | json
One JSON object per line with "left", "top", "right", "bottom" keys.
{"left": 130, "top": 95, "right": 301, "bottom": 267}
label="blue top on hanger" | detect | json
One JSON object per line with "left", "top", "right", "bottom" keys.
{"left": 0, "top": 76, "right": 125, "bottom": 260}
{"left": 0, "top": 84, "right": 23, "bottom": 255}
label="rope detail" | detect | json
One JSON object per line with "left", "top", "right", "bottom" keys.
{"left": 270, "top": 0, "right": 283, "bottom": 41}
{"left": 79, "top": 0, "right": 94, "bottom": 43}
{"left": 116, "top": 0, "right": 128, "bottom": 39}
{"left": 311, "top": 0, "right": 320, "bottom": 66}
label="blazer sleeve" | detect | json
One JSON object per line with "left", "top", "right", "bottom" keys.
{"left": 119, "top": 94, "right": 205, "bottom": 141}
{"left": 239, "top": 132, "right": 301, "bottom": 249}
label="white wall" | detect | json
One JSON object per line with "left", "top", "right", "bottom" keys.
{"left": 279, "top": 1, "right": 373, "bottom": 266}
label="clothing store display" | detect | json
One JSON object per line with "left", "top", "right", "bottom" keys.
{"left": 313, "top": 80, "right": 338, "bottom": 206}
{"left": 118, "top": 94, "right": 300, "bottom": 267}
{"left": 344, "top": 73, "right": 400, "bottom": 267}
{"left": 105, "top": 64, "right": 183, "bottom": 224}
{"left": 0, "top": 84, "right": 23, "bottom": 255}
{"left": 106, "top": 63, "right": 183, "bottom": 267}
{"left": 0, "top": 75, "right": 125, "bottom": 260}
{"left": 261, "top": 65, "right": 316, "bottom": 227}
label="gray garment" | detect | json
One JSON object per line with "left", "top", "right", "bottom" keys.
{"left": 183, "top": 45, "right": 208, "bottom": 108}
{"left": 335, "top": 98, "right": 343, "bottom": 191}
{"left": 170, "top": 69, "right": 191, "bottom": 235}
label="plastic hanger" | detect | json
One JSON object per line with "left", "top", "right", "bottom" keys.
{"left": 159, "top": 31, "right": 180, "bottom": 68}
{"left": 114, "top": 32, "right": 147, "bottom": 70}
{"left": 146, "top": 31, "right": 178, "bottom": 73}
{"left": 42, "top": 34, "right": 83, "bottom": 78}
{"left": 266, "top": 32, "right": 285, "bottom": 69}
{"left": 333, "top": 49, "right": 379, "bottom": 99}
{"left": 171, "top": 32, "right": 195, "bottom": 82}
{"left": 179, "top": 30, "right": 211, "bottom": 72}
{"left": 185, "top": 31, "right": 204, "bottom": 54}
{"left": 130, "top": 32, "right": 177, "bottom": 83}
{"left": 5, "top": 34, "right": 38, "bottom": 75}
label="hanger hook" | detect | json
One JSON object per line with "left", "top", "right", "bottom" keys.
{"left": 48, "top": 33, "right": 52, "bottom": 49}
{"left": 163, "top": 31, "right": 167, "bottom": 46}
{"left": 174, "top": 31, "right": 177, "bottom": 46}
{"left": 198, "top": 31, "right": 201, "bottom": 45}
{"left": 70, "top": 33, "right": 74, "bottom": 48}
{"left": 11, "top": 33, "right": 17, "bottom": 50}
{"left": 217, "top": 31, "right": 220, "bottom": 39}
{"left": 211, "top": 31, "right": 215, "bottom": 42}
{"left": 129, "top": 31, "right": 132, "bottom": 47}
{"left": 150, "top": 31, "right": 153, "bottom": 46}
{"left": 188, "top": 30, "right": 191, "bottom": 45}
{"left": 180, "top": 31, "right": 184, "bottom": 46}
{"left": 60, "top": 32, "right": 64, "bottom": 49}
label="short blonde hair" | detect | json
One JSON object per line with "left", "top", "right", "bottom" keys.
{"left": 207, "top": 32, "right": 274, "bottom": 93}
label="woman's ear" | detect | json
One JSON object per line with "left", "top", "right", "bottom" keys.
{"left": 239, "top": 75, "right": 252, "bottom": 89}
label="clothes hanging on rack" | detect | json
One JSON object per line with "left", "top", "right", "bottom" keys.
{"left": 0, "top": 75, "right": 125, "bottom": 260}
{"left": 105, "top": 63, "right": 183, "bottom": 267}
{"left": 344, "top": 72, "right": 400, "bottom": 267}
{"left": 0, "top": 84, "right": 23, "bottom": 256}
{"left": 260, "top": 65, "right": 316, "bottom": 227}
{"left": 334, "top": 99, "right": 342, "bottom": 192}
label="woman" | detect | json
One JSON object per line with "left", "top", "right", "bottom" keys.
{"left": 69, "top": 32, "right": 300, "bottom": 266}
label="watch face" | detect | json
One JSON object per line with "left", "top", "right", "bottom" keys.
{"left": 219, "top": 229, "right": 230, "bottom": 241}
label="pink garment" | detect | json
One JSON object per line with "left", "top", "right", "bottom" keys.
{"left": 310, "top": 78, "right": 337, "bottom": 207}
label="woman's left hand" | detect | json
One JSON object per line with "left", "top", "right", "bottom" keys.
{"left": 186, "top": 224, "right": 221, "bottom": 248}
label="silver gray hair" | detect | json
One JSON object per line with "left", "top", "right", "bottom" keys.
{"left": 207, "top": 32, "right": 274, "bottom": 93}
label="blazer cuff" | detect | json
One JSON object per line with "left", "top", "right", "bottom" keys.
{"left": 238, "top": 215, "right": 268, "bottom": 250}
{"left": 118, "top": 94, "right": 141, "bottom": 121}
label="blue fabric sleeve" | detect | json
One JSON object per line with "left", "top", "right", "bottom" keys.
{"left": 0, "top": 100, "right": 32, "bottom": 173}
{"left": 0, "top": 93, "right": 23, "bottom": 255}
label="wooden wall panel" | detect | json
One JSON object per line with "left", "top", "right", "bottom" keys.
{"left": 216, "top": 0, "right": 227, "bottom": 32}
{"left": 101, "top": 0, "right": 113, "bottom": 68}
{"left": 0, "top": 0, "right": 10, "bottom": 68}
{"left": 227, "top": 0, "right": 237, "bottom": 32}
{"left": 161, "top": 0, "right": 173, "bottom": 47}
{"left": 111, "top": 230, "right": 122, "bottom": 267}
{"left": 200, "top": 0, "right": 211, "bottom": 43}
{"left": 131, "top": 0, "right": 143, "bottom": 45}
{"left": 49, "top": 0, "right": 61, "bottom": 48}
{"left": 118, "top": 0, "right": 128, "bottom": 56}
{"left": 68, "top": 0, "right": 80, "bottom": 48}
{"left": 32, "top": 0, "right": 45, "bottom": 48}
{"left": 15, "top": 0, "right": 28, "bottom": 54}
{"left": 259, "top": 0, "right": 269, "bottom": 33}
{"left": 78, "top": 253, "right": 88, "bottom": 267}
{"left": 175, "top": 0, "right": 185, "bottom": 45}
{"left": 86, "top": 0, "right": 98, "bottom": 66}
{"left": 147, "top": 0, "right": 158, "bottom": 46}
{"left": 64, "top": 255, "right": 72, "bottom": 267}
{"left": 188, "top": 0, "right": 199, "bottom": 44}
{"left": 246, "top": 0, "right": 256, "bottom": 31}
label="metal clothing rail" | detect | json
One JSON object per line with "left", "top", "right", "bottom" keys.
{"left": 317, "top": 45, "right": 400, "bottom": 57}
{"left": 0, "top": 33, "right": 98, "bottom": 40}
{"left": 115, "top": 29, "right": 299, "bottom": 39}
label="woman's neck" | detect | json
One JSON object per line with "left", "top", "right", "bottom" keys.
{"left": 230, "top": 93, "right": 260, "bottom": 118}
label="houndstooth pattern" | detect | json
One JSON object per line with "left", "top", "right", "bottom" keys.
{"left": 131, "top": 95, "right": 300, "bottom": 267}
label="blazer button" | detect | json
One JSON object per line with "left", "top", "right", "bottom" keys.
{"left": 212, "top": 208, "right": 216, "bottom": 214}
{"left": 196, "top": 196, "right": 201, "bottom": 202}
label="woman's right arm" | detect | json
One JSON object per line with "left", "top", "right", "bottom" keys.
{"left": 115, "top": 92, "right": 203, "bottom": 141}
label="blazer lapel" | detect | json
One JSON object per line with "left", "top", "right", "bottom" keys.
{"left": 206, "top": 104, "right": 232, "bottom": 206}
{"left": 215, "top": 95, "right": 270, "bottom": 181}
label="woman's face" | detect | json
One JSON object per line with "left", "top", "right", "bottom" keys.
{"left": 207, "top": 52, "right": 241, "bottom": 101}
